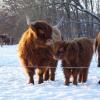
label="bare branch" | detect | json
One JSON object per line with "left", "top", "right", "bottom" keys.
{"left": 54, "top": 16, "right": 64, "bottom": 28}
{"left": 70, "top": 1, "right": 100, "bottom": 23}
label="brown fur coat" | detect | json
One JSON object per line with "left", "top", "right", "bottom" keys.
{"left": 94, "top": 32, "right": 100, "bottom": 67}
{"left": 53, "top": 37, "right": 93, "bottom": 85}
{"left": 18, "top": 20, "right": 57, "bottom": 84}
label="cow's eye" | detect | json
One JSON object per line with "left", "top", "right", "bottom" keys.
{"left": 39, "top": 29, "right": 45, "bottom": 35}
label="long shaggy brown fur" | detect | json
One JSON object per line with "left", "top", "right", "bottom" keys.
{"left": 53, "top": 40, "right": 81, "bottom": 85}
{"left": 94, "top": 32, "right": 100, "bottom": 67}
{"left": 18, "top": 20, "right": 57, "bottom": 84}
{"left": 74, "top": 37, "right": 93, "bottom": 83}
{"left": 53, "top": 37, "right": 93, "bottom": 85}
{"left": 94, "top": 32, "right": 100, "bottom": 84}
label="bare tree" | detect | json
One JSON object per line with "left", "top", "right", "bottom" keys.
{"left": 1, "top": 0, "right": 100, "bottom": 42}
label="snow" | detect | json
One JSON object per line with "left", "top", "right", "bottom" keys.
{"left": 0, "top": 45, "right": 100, "bottom": 100}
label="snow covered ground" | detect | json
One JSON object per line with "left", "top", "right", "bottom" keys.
{"left": 0, "top": 45, "right": 100, "bottom": 100}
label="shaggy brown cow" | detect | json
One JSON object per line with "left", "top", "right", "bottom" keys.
{"left": 0, "top": 34, "right": 10, "bottom": 46}
{"left": 18, "top": 20, "right": 57, "bottom": 84}
{"left": 52, "top": 40, "right": 80, "bottom": 85}
{"left": 95, "top": 32, "right": 100, "bottom": 67}
{"left": 94, "top": 32, "right": 100, "bottom": 84}
{"left": 53, "top": 37, "right": 93, "bottom": 85}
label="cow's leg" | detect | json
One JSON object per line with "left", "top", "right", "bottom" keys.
{"left": 43, "top": 67, "right": 49, "bottom": 81}
{"left": 25, "top": 67, "right": 35, "bottom": 84}
{"left": 37, "top": 68, "right": 45, "bottom": 84}
{"left": 63, "top": 68, "right": 71, "bottom": 86}
{"left": 72, "top": 69, "right": 79, "bottom": 85}
{"left": 82, "top": 68, "right": 89, "bottom": 83}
